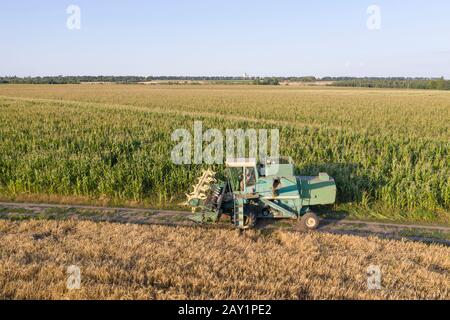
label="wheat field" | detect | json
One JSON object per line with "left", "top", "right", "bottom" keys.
{"left": 0, "top": 219, "right": 448, "bottom": 299}
{"left": 0, "top": 84, "right": 449, "bottom": 222}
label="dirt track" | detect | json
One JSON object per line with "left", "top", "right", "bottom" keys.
{"left": 1, "top": 201, "right": 449, "bottom": 245}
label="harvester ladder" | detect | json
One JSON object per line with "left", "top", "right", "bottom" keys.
{"left": 233, "top": 197, "right": 245, "bottom": 228}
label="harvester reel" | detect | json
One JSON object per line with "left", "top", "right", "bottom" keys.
{"left": 184, "top": 169, "right": 217, "bottom": 206}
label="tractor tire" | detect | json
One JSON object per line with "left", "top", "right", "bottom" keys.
{"left": 243, "top": 212, "right": 257, "bottom": 228}
{"left": 301, "top": 212, "right": 319, "bottom": 230}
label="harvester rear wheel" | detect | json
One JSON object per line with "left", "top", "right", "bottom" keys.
{"left": 301, "top": 212, "right": 319, "bottom": 230}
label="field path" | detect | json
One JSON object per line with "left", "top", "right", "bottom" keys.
{"left": 1, "top": 201, "right": 449, "bottom": 245}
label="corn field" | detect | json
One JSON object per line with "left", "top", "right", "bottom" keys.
{"left": 0, "top": 85, "right": 449, "bottom": 221}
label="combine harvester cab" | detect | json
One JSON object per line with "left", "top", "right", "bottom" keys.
{"left": 185, "top": 157, "right": 336, "bottom": 230}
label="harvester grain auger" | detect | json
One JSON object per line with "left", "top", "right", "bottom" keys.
{"left": 184, "top": 157, "right": 337, "bottom": 230}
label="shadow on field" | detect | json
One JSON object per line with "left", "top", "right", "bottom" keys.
{"left": 254, "top": 205, "right": 346, "bottom": 237}
{"left": 254, "top": 217, "right": 450, "bottom": 246}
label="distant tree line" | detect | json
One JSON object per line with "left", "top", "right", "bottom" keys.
{"left": 330, "top": 77, "right": 450, "bottom": 90}
{"left": 0, "top": 75, "right": 314, "bottom": 84}
{"left": 1, "top": 76, "right": 448, "bottom": 89}
{"left": 0, "top": 76, "right": 150, "bottom": 84}
{"left": 0, "top": 75, "right": 322, "bottom": 85}
{"left": 253, "top": 78, "right": 280, "bottom": 85}
{"left": 321, "top": 76, "right": 445, "bottom": 81}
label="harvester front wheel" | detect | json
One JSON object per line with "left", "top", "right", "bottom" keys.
{"left": 301, "top": 212, "right": 319, "bottom": 230}
{"left": 243, "top": 212, "right": 257, "bottom": 228}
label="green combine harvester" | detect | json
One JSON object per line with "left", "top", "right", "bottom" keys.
{"left": 185, "top": 157, "right": 336, "bottom": 229}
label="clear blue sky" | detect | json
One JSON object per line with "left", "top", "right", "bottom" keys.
{"left": 1, "top": 0, "right": 449, "bottom": 78}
